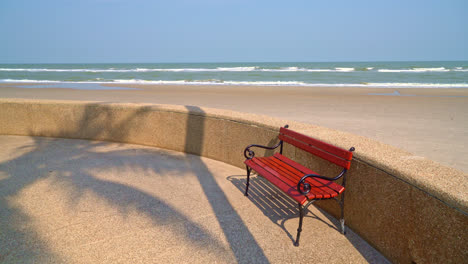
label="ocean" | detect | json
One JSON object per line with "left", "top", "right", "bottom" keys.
{"left": 1, "top": 61, "right": 467, "bottom": 88}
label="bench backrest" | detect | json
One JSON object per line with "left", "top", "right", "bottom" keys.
{"left": 278, "top": 127, "right": 353, "bottom": 169}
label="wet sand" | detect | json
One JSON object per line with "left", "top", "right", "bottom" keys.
{"left": 0, "top": 83, "right": 467, "bottom": 173}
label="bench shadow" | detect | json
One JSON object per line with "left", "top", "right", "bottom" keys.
{"left": 227, "top": 174, "right": 390, "bottom": 263}
{"left": 227, "top": 174, "right": 338, "bottom": 245}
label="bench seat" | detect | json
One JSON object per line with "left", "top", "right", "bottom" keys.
{"left": 245, "top": 153, "right": 345, "bottom": 205}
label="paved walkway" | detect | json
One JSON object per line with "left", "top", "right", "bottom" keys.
{"left": 0, "top": 135, "right": 389, "bottom": 263}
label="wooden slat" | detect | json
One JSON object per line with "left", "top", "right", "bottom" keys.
{"left": 279, "top": 134, "right": 351, "bottom": 169}
{"left": 252, "top": 158, "right": 325, "bottom": 201}
{"left": 273, "top": 153, "right": 344, "bottom": 194}
{"left": 259, "top": 157, "right": 330, "bottom": 199}
{"left": 280, "top": 127, "right": 353, "bottom": 160}
{"left": 245, "top": 154, "right": 344, "bottom": 203}
{"left": 259, "top": 158, "right": 301, "bottom": 184}
{"left": 269, "top": 155, "right": 340, "bottom": 197}
{"left": 245, "top": 159, "right": 309, "bottom": 204}
{"left": 264, "top": 156, "right": 337, "bottom": 198}
{"left": 253, "top": 158, "right": 300, "bottom": 188}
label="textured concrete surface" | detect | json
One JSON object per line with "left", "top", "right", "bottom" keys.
{"left": 0, "top": 135, "right": 388, "bottom": 263}
{"left": 0, "top": 99, "right": 466, "bottom": 263}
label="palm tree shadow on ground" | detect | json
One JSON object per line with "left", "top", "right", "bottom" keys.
{"left": 183, "top": 105, "right": 269, "bottom": 263}
{"left": 0, "top": 103, "right": 268, "bottom": 263}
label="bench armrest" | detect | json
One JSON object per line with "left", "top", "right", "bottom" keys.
{"left": 297, "top": 169, "right": 347, "bottom": 195}
{"left": 244, "top": 124, "right": 289, "bottom": 160}
{"left": 244, "top": 141, "right": 282, "bottom": 160}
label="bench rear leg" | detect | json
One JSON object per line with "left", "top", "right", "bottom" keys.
{"left": 340, "top": 193, "right": 346, "bottom": 235}
{"left": 244, "top": 166, "right": 251, "bottom": 196}
{"left": 294, "top": 203, "right": 304, "bottom": 247}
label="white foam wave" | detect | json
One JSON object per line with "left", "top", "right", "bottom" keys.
{"left": 378, "top": 67, "right": 450, "bottom": 73}
{"left": 215, "top": 67, "right": 258, "bottom": 71}
{"left": 0, "top": 67, "right": 260, "bottom": 73}
{"left": 335, "top": 67, "right": 355, "bottom": 72}
{"left": 0, "top": 79, "right": 62, "bottom": 83}
{"left": 378, "top": 69, "right": 410, "bottom": 73}
{"left": 2, "top": 79, "right": 467, "bottom": 88}
{"left": 364, "top": 82, "right": 468, "bottom": 88}
{"left": 259, "top": 67, "right": 358, "bottom": 72}
{"left": 0, "top": 66, "right": 359, "bottom": 73}
{"left": 413, "top": 67, "right": 449, "bottom": 72}
{"left": 260, "top": 68, "right": 330, "bottom": 72}
{"left": 0, "top": 78, "right": 310, "bottom": 86}
{"left": 112, "top": 79, "right": 311, "bottom": 86}
{"left": 260, "top": 67, "right": 299, "bottom": 72}
{"left": 0, "top": 68, "right": 109, "bottom": 72}
{"left": 2, "top": 66, "right": 467, "bottom": 73}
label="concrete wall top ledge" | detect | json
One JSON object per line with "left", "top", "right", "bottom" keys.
{"left": 1, "top": 98, "right": 466, "bottom": 215}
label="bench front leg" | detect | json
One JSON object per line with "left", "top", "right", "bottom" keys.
{"left": 294, "top": 203, "right": 304, "bottom": 247}
{"left": 245, "top": 165, "right": 251, "bottom": 196}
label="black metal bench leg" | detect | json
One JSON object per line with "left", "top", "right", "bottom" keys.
{"left": 340, "top": 193, "right": 346, "bottom": 235}
{"left": 294, "top": 203, "right": 304, "bottom": 247}
{"left": 244, "top": 166, "right": 251, "bottom": 196}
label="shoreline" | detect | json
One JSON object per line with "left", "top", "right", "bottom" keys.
{"left": 1, "top": 82, "right": 467, "bottom": 173}
{"left": 1, "top": 81, "right": 468, "bottom": 89}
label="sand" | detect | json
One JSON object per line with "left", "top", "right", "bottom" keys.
{"left": 0, "top": 83, "right": 467, "bottom": 173}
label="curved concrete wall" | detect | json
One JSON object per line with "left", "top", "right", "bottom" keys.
{"left": 0, "top": 98, "right": 466, "bottom": 263}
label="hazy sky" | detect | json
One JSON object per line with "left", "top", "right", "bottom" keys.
{"left": 0, "top": 0, "right": 467, "bottom": 63}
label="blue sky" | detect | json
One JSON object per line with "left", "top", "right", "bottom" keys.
{"left": 0, "top": 0, "right": 467, "bottom": 63}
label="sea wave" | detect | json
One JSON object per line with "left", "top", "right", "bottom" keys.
{"left": 0, "top": 67, "right": 263, "bottom": 73}
{"left": 2, "top": 66, "right": 468, "bottom": 73}
{"left": 0, "top": 78, "right": 311, "bottom": 86}
{"left": 364, "top": 82, "right": 468, "bottom": 88}
{"left": 2, "top": 79, "right": 468, "bottom": 88}
{"left": 0, "top": 66, "right": 342, "bottom": 72}
{"left": 378, "top": 67, "right": 451, "bottom": 73}
{"left": 335, "top": 67, "right": 355, "bottom": 72}
{"left": 1, "top": 66, "right": 467, "bottom": 73}
{"left": 0, "top": 67, "right": 258, "bottom": 73}
{"left": 0, "top": 79, "right": 62, "bottom": 83}
{"left": 259, "top": 67, "right": 356, "bottom": 72}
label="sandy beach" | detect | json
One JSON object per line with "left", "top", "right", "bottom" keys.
{"left": 0, "top": 83, "right": 467, "bottom": 173}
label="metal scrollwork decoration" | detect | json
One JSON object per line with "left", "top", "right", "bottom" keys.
{"left": 297, "top": 169, "right": 348, "bottom": 195}
{"left": 243, "top": 141, "right": 283, "bottom": 160}
{"left": 244, "top": 146, "right": 256, "bottom": 159}
{"left": 297, "top": 180, "right": 312, "bottom": 195}
{"left": 243, "top": 124, "right": 289, "bottom": 160}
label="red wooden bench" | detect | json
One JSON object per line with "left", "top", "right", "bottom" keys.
{"left": 243, "top": 125, "right": 355, "bottom": 246}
